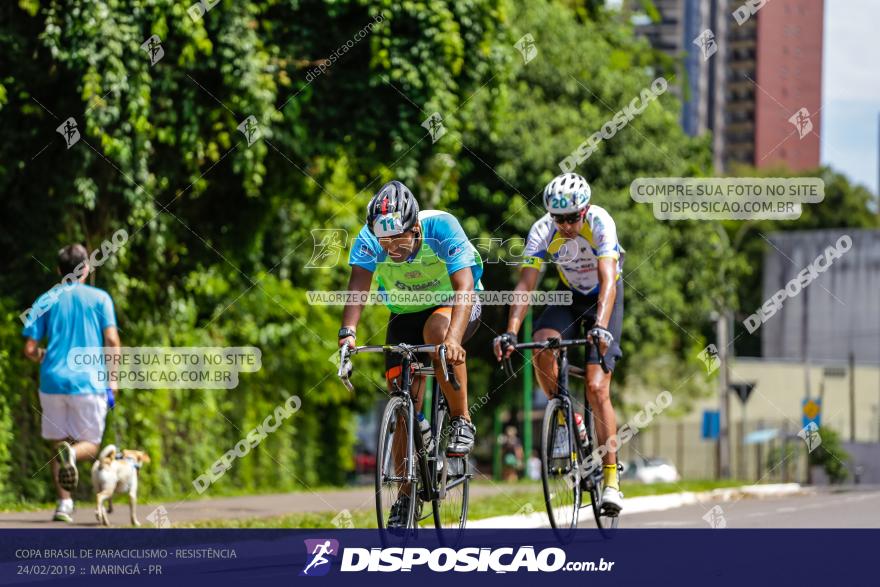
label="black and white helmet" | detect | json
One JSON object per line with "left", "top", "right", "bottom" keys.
{"left": 542, "top": 173, "right": 591, "bottom": 214}
{"left": 366, "top": 180, "right": 420, "bottom": 237}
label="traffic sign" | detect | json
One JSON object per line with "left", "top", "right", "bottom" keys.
{"left": 702, "top": 410, "right": 720, "bottom": 440}
{"left": 729, "top": 382, "right": 756, "bottom": 405}
{"left": 802, "top": 398, "right": 822, "bottom": 428}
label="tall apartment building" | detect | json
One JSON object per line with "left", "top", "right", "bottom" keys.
{"left": 629, "top": 0, "right": 823, "bottom": 172}
{"left": 752, "top": 0, "right": 823, "bottom": 171}
{"left": 629, "top": 0, "right": 713, "bottom": 136}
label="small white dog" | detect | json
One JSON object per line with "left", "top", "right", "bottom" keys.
{"left": 90, "top": 444, "right": 150, "bottom": 527}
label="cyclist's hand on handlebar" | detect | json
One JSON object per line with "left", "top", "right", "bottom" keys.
{"left": 338, "top": 326, "right": 356, "bottom": 349}
{"left": 492, "top": 331, "right": 518, "bottom": 361}
{"left": 442, "top": 339, "right": 466, "bottom": 366}
{"left": 588, "top": 326, "right": 613, "bottom": 356}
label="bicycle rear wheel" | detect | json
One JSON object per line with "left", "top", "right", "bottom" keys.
{"left": 540, "top": 398, "right": 581, "bottom": 541}
{"left": 376, "top": 395, "right": 417, "bottom": 542}
{"left": 431, "top": 406, "right": 469, "bottom": 539}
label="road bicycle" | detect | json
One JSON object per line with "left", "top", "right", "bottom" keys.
{"left": 339, "top": 343, "right": 470, "bottom": 543}
{"left": 502, "top": 336, "right": 620, "bottom": 540}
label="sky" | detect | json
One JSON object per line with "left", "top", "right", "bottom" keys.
{"left": 821, "top": 0, "right": 880, "bottom": 197}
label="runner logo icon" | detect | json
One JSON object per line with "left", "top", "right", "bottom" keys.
{"left": 301, "top": 538, "right": 340, "bottom": 576}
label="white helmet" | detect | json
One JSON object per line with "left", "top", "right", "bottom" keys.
{"left": 542, "top": 173, "right": 591, "bottom": 214}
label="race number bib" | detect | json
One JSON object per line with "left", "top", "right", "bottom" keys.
{"left": 373, "top": 212, "right": 404, "bottom": 237}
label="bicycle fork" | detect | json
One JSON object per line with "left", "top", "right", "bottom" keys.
{"left": 557, "top": 348, "right": 596, "bottom": 494}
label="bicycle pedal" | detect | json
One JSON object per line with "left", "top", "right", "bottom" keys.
{"left": 600, "top": 503, "right": 621, "bottom": 516}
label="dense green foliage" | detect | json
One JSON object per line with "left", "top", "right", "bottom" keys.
{"left": 0, "top": 0, "right": 875, "bottom": 504}
{"left": 807, "top": 426, "right": 851, "bottom": 484}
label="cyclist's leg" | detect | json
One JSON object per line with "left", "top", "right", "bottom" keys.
{"left": 423, "top": 303, "right": 480, "bottom": 455}
{"left": 583, "top": 283, "right": 624, "bottom": 498}
{"left": 532, "top": 327, "right": 561, "bottom": 397}
{"left": 422, "top": 304, "right": 479, "bottom": 419}
{"left": 585, "top": 365, "right": 616, "bottom": 466}
{"left": 532, "top": 296, "right": 577, "bottom": 397}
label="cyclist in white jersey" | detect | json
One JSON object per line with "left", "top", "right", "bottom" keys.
{"left": 493, "top": 173, "right": 625, "bottom": 513}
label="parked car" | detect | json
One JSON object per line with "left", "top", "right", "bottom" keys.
{"left": 619, "top": 456, "right": 680, "bottom": 483}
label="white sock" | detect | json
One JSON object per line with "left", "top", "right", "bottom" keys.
{"left": 59, "top": 498, "right": 73, "bottom": 510}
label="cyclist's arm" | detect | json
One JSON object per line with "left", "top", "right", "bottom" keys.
{"left": 341, "top": 265, "right": 373, "bottom": 334}
{"left": 594, "top": 258, "right": 617, "bottom": 329}
{"left": 504, "top": 267, "right": 540, "bottom": 335}
{"left": 445, "top": 267, "right": 475, "bottom": 345}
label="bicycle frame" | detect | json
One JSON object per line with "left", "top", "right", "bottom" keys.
{"left": 502, "top": 336, "right": 615, "bottom": 532}
{"left": 338, "top": 343, "right": 463, "bottom": 528}
{"left": 564, "top": 361, "right": 603, "bottom": 491}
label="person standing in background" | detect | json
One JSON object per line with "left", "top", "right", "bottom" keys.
{"left": 501, "top": 426, "right": 524, "bottom": 482}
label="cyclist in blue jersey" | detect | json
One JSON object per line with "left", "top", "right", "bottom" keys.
{"left": 338, "top": 181, "right": 483, "bottom": 527}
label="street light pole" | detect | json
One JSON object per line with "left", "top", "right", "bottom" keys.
{"left": 522, "top": 308, "right": 533, "bottom": 457}
{"left": 712, "top": 224, "right": 736, "bottom": 480}
{"left": 717, "top": 311, "right": 731, "bottom": 479}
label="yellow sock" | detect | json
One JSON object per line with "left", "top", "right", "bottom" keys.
{"left": 603, "top": 464, "right": 619, "bottom": 490}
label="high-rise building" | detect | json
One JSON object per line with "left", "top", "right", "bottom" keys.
{"left": 629, "top": 0, "right": 714, "bottom": 136}
{"left": 752, "top": 0, "right": 823, "bottom": 171}
{"left": 628, "top": 0, "right": 823, "bottom": 172}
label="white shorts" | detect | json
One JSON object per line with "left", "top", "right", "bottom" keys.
{"left": 39, "top": 392, "right": 108, "bottom": 445}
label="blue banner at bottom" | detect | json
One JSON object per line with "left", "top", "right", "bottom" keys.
{"left": 1, "top": 529, "right": 874, "bottom": 586}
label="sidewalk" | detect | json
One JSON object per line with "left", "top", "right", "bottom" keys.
{"left": 0, "top": 483, "right": 507, "bottom": 528}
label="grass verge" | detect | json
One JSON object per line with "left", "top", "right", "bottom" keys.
{"left": 178, "top": 479, "right": 749, "bottom": 529}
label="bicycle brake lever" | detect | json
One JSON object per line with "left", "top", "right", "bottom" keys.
{"left": 502, "top": 356, "right": 516, "bottom": 379}
{"left": 438, "top": 345, "right": 461, "bottom": 391}
{"left": 337, "top": 346, "right": 354, "bottom": 391}
{"left": 587, "top": 334, "right": 611, "bottom": 374}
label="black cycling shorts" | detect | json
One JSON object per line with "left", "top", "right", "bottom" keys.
{"left": 384, "top": 301, "right": 481, "bottom": 378}
{"left": 532, "top": 281, "right": 624, "bottom": 372}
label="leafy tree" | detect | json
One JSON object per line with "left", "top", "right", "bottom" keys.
{"left": 0, "top": 0, "right": 508, "bottom": 501}
{"left": 455, "top": 0, "right": 722, "bottom": 425}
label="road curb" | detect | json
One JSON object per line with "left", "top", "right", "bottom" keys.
{"left": 467, "top": 483, "right": 811, "bottom": 529}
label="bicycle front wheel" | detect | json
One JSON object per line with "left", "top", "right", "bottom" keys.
{"left": 540, "top": 397, "right": 581, "bottom": 540}
{"left": 376, "top": 395, "right": 417, "bottom": 540}
{"left": 432, "top": 406, "right": 469, "bottom": 536}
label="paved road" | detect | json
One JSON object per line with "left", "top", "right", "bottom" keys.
{"left": 6, "top": 484, "right": 879, "bottom": 529}
{"left": 579, "top": 487, "right": 880, "bottom": 528}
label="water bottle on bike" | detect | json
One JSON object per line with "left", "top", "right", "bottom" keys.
{"left": 574, "top": 412, "right": 588, "bottom": 449}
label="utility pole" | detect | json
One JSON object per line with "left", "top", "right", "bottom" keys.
{"left": 800, "top": 283, "right": 810, "bottom": 407}
{"left": 522, "top": 308, "right": 533, "bottom": 457}
{"left": 717, "top": 312, "right": 731, "bottom": 478}
{"left": 850, "top": 351, "right": 856, "bottom": 442}
{"left": 492, "top": 406, "right": 502, "bottom": 481}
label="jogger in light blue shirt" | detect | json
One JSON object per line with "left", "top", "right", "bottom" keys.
{"left": 22, "top": 243, "right": 122, "bottom": 523}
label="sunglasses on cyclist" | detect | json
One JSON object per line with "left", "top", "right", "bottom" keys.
{"left": 551, "top": 211, "right": 583, "bottom": 225}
